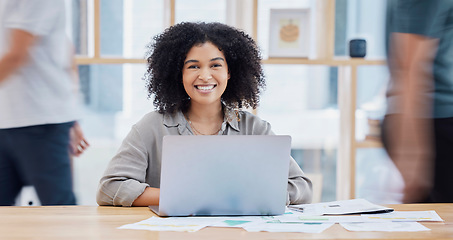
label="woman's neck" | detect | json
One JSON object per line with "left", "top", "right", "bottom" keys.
{"left": 186, "top": 102, "right": 223, "bottom": 124}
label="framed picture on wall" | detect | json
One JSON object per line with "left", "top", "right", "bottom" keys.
{"left": 268, "top": 8, "right": 310, "bottom": 58}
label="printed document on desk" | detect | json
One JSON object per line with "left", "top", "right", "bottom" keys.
{"left": 289, "top": 199, "right": 394, "bottom": 215}
{"left": 340, "top": 222, "right": 431, "bottom": 232}
{"left": 362, "top": 210, "right": 444, "bottom": 222}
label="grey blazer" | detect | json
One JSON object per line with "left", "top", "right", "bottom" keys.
{"left": 96, "top": 109, "right": 313, "bottom": 206}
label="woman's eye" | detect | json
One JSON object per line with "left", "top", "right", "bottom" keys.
{"left": 188, "top": 65, "right": 199, "bottom": 69}
{"left": 211, "top": 63, "right": 222, "bottom": 68}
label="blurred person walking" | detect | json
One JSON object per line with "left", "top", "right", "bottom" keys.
{"left": 382, "top": 0, "right": 453, "bottom": 203}
{"left": 0, "top": 0, "right": 88, "bottom": 205}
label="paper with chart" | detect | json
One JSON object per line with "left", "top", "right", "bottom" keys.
{"left": 285, "top": 215, "right": 380, "bottom": 223}
{"left": 362, "top": 211, "right": 444, "bottom": 222}
{"left": 340, "top": 222, "right": 431, "bottom": 232}
{"left": 243, "top": 222, "right": 334, "bottom": 233}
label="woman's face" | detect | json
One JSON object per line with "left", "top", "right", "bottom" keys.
{"left": 182, "top": 42, "right": 229, "bottom": 108}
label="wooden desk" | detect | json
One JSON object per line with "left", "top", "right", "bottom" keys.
{"left": 1, "top": 204, "right": 452, "bottom": 239}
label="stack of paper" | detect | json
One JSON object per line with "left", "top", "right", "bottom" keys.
{"left": 288, "top": 198, "right": 394, "bottom": 215}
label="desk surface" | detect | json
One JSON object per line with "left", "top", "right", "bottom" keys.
{"left": 1, "top": 204, "right": 452, "bottom": 239}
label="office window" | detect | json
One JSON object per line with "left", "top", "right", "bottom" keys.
{"left": 175, "top": 0, "right": 227, "bottom": 23}
{"left": 100, "top": 0, "right": 165, "bottom": 58}
{"left": 356, "top": 65, "right": 388, "bottom": 125}
{"left": 74, "top": 63, "right": 151, "bottom": 204}
{"left": 67, "top": 0, "right": 90, "bottom": 56}
{"left": 354, "top": 65, "right": 402, "bottom": 203}
{"left": 77, "top": 64, "right": 150, "bottom": 137}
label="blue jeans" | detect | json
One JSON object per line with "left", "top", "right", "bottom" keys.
{"left": 0, "top": 122, "right": 76, "bottom": 205}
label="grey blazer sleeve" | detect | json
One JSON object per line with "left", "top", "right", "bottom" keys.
{"left": 287, "top": 157, "right": 313, "bottom": 205}
{"left": 96, "top": 125, "right": 149, "bottom": 206}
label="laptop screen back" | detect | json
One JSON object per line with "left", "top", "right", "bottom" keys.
{"left": 157, "top": 135, "right": 291, "bottom": 216}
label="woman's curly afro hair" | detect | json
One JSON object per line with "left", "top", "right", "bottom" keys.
{"left": 144, "top": 22, "right": 265, "bottom": 114}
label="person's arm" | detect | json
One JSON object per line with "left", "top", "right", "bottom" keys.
{"left": 132, "top": 187, "right": 160, "bottom": 206}
{"left": 386, "top": 33, "right": 438, "bottom": 203}
{"left": 0, "top": 29, "right": 36, "bottom": 84}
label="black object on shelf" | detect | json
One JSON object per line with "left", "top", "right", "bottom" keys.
{"left": 349, "top": 39, "right": 367, "bottom": 58}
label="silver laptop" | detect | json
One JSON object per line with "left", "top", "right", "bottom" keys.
{"left": 149, "top": 135, "right": 292, "bottom": 217}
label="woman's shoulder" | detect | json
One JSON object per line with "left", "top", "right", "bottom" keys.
{"left": 237, "top": 110, "right": 266, "bottom": 122}
{"left": 236, "top": 110, "right": 273, "bottom": 135}
{"left": 134, "top": 110, "right": 184, "bottom": 132}
{"left": 237, "top": 110, "right": 257, "bottom": 119}
{"left": 133, "top": 111, "right": 164, "bottom": 130}
{"left": 138, "top": 111, "right": 163, "bottom": 122}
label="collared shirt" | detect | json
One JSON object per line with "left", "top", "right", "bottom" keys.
{"left": 96, "top": 109, "right": 313, "bottom": 206}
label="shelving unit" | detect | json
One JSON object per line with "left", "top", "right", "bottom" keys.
{"left": 253, "top": 0, "right": 386, "bottom": 200}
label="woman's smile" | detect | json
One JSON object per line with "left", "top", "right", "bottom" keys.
{"left": 195, "top": 84, "right": 217, "bottom": 92}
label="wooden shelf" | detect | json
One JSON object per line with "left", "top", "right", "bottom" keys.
{"left": 76, "top": 57, "right": 146, "bottom": 65}
{"left": 262, "top": 57, "right": 386, "bottom": 66}
{"left": 355, "top": 139, "right": 383, "bottom": 148}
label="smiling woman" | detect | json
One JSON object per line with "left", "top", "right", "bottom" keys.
{"left": 96, "top": 22, "right": 313, "bottom": 207}
{"left": 145, "top": 22, "right": 265, "bottom": 114}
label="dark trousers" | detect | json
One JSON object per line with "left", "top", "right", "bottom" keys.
{"left": 0, "top": 122, "right": 76, "bottom": 206}
{"left": 382, "top": 115, "right": 453, "bottom": 203}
